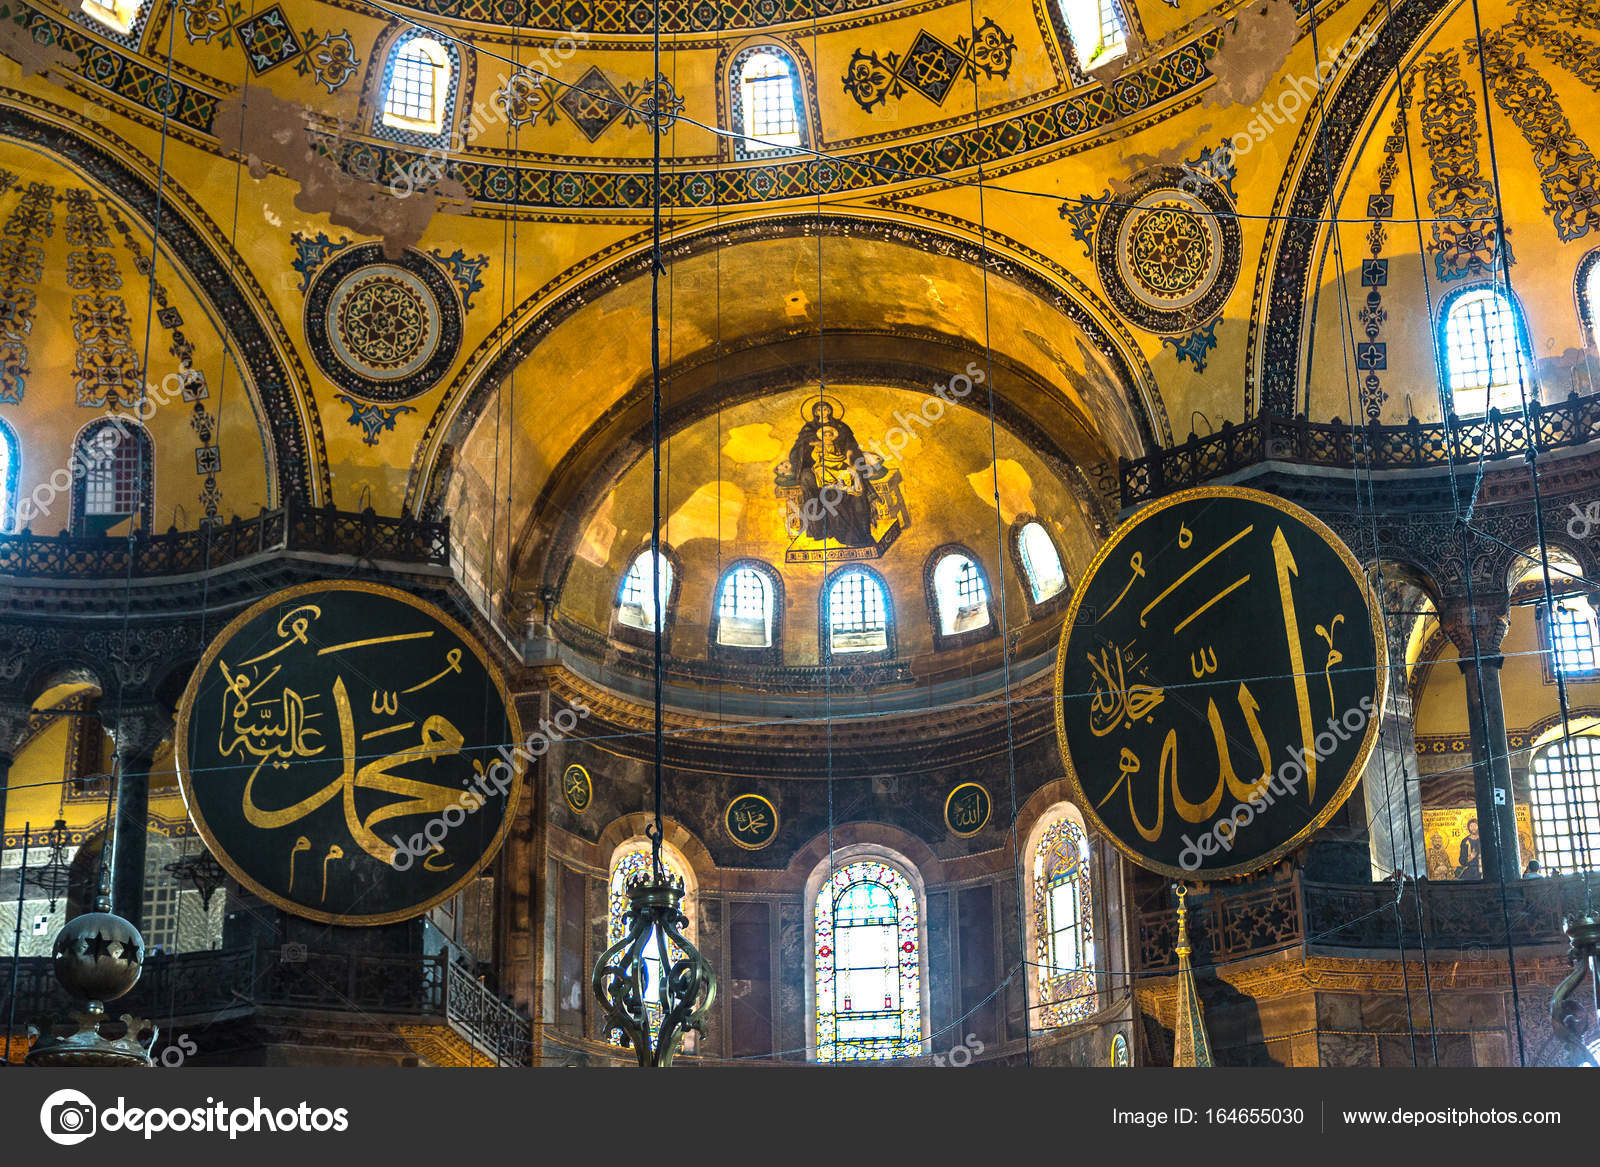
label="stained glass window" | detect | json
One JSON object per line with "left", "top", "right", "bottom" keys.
{"left": 1444, "top": 287, "right": 1528, "bottom": 415}
{"left": 1033, "top": 813, "right": 1096, "bottom": 1027}
{"left": 717, "top": 566, "right": 773, "bottom": 647}
{"left": 1530, "top": 735, "right": 1600, "bottom": 875}
{"left": 932, "top": 553, "right": 990, "bottom": 636}
{"left": 618, "top": 548, "right": 673, "bottom": 632}
{"left": 607, "top": 843, "right": 692, "bottom": 1046}
{"left": 814, "top": 859, "right": 922, "bottom": 1061}
{"left": 1018, "top": 521, "right": 1066, "bottom": 602}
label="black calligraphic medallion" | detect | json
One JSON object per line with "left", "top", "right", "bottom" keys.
{"left": 175, "top": 581, "right": 525, "bottom": 925}
{"left": 1053, "top": 487, "right": 1386, "bottom": 880}
{"left": 944, "top": 782, "right": 991, "bottom": 837}
{"left": 725, "top": 793, "right": 779, "bottom": 850}
{"left": 563, "top": 764, "right": 592, "bottom": 813}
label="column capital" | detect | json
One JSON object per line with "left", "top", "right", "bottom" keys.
{"left": 1438, "top": 592, "right": 1511, "bottom": 659}
{"left": 102, "top": 703, "right": 171, "bottom": 766}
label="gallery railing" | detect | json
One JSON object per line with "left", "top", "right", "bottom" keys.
{"left": 0, "top": 503, "right": 450, "bottom": 578}
{"left": 1134, "top": 874, "right": 1587, "bottom": 971}
{"left": 0, "top": 946, "right": 532, "bottom": 1066}
{"left": 1118, "top": 394, "right": 1600, "bottom": 508}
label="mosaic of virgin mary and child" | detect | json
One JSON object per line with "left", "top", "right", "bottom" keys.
{"left": 774, "top": 394, "right": 908, "bottom": 562}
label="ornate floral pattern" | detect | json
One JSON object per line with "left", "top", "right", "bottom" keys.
{"left": 303, "top": 244, "right": 462, "bottom": 403}
{"left": 1418, "top": 52, "right": 1512, "bottom": 280}
{"left": 843, "top": 17, "right": 1016, "bottom": 111}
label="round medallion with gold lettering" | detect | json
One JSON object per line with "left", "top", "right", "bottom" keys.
{"left": 175, "top": 581, "right": 525, "bottom": 925}
{"left": 944, "top": 782, "right": 992, "bottom": 837}
{"left": 1053, "top": 487, "right": 1386, "bottom": 880}
{"left": 563, "top": 764, "right": 593, "bottom": 814}
{"left": 725, "top": 793, "right": 779, "bottom": 850}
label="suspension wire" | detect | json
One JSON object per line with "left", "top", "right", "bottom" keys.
{"left": 964, "top": 0, "right": 1030, "bottom": 1062}
{"left": 1440, "top": 0, "right": 1532, "bottom": 1066}
{"left": 648, "top": 0, "right": 666, "bottom": 879}
{"left": 1301, "top": 0, "right": 1425, "bottom": 1065}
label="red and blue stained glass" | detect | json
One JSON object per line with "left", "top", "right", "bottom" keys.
{"left": 815, "top": 860, "right": 921, "bottom": 1061}
{"left": 1033, "top": 815, "right": 1095, "bottom": 1026}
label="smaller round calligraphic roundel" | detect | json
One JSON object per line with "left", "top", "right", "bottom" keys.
{"left": 1053, "top": 487, "right": 1387, "bottom": 880}
{"left": 175, "top": 581, "right": 524, "bottom": 925}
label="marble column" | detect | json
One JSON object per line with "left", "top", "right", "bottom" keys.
{"left": 103, "top": 705, "right": 170, "bottom": 931}
{"left": 1440, "top": 594, "right": 1521, "bottom": 884}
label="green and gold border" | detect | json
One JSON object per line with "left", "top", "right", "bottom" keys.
{"left": 173, "top": 580, "right": 526, "bottom": 927}
{"left": 1051, "top": 485, "right": 1390, "bottom": 883}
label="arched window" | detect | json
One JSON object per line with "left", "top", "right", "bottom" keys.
{"left": 617, "top": 548, "right": 674, "bottom": 633}
{"left": 1542, "top": 595, "right": 1600, "bottom": 677}
{"left": 814, "top": 859, "right": 922, "bottom": 1062}
{"left": 1060, "top": 0, "right": 1127, "bottom": 69}
{"left": 825, "top": 568, "right": 889, "bottom": 656}
{"left": 731, "top": 46, "right": 806, "bottom": 159}
{"left": 1529, "top": 734, "right": 1600, "bottom": 875}
{"left": 1442, "top": 286, "right": 1530, "bottom": 415}
{"left": 717, "top": 565, "right": 774, "bottom": 647}
{"left": 1582, "top": 251, "right": 1600, "bottom": 349}
{"left": 1017, "top": 521, "right": 1067, "bottom": 603}
{"left": 931, "top": 551, "right": 991, "bottom": 637}
{"left": 80, "top": 0, "right": 143, "bottom": 34}
{"left": 1030, "top": 808, "right": 1096, "bottom": 1027}
{"left": 72, "top": 419, "right": 151, "bottom": 536}
{"left": 0, "top": 417, "right": 16, "bottom": 533}
{"left": 607, "top": 840, "right": 697, "bottom": 1047}
{"left": 383, "top": 35, "right": 451, "bottom": 134}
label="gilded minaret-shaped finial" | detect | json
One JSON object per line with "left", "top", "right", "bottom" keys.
{"left": 1171, "top": 884, "right": 1214, "bottom": 1068}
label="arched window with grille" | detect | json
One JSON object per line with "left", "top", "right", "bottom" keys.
{"left": 715, "top": 562, "right": 778, "bottom": 648}
{"left": 731, "top": 46, "right": 807, "bottom": 159}
{"left": 1441, "top": 286, "right": 1531, "bottom": 415}
{"left": 813, "top": 857, "right": 923, "bottom": 1062}
{"left": 0, "top": 417, "right": 16, "bottom": 533}
{"left": 1016, "top": 520, "right": 1067, "bottom": 604}
{"left": 71, "top": 419, "right": 151, "bottom": 536}
{"left": 824, "top": 567, "right": 890, "bottom": 657}
{"left": 381, "top": 34, "right": 454, "bottom": 135}
{"left": 1529, "top": 734, "right": 1600, "bottom": 875}
{"left": 929, "top": 549, "right": 992, "bottom": 641}
{"left": 606, "top": 840, "right": 697, "bottom": 1048}
{"left": 616, "top": 547, "right": 674, "bottom": 633}
{"left": 80, "top": 0, "right": 145, "bottom": 34}
{"left": 1029, "top": 806, "right": 1096, "bottom": 1027}
{"left": 1059, "top": 0, "right": 1128, "bottom": 69}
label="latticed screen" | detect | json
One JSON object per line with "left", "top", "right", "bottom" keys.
{"left": 1530, "top": 735, "right": 1600, "bottom": 875}
{"left": 1445, "top": 288, "right": 1525, "bottom": 413}
{"left": 141, "top": 843, "right": 181, "bottom": 953}
{"left": 1545, "top": 599, "right": 1600, "bottom": 676}
{"left": 740, "top": 52, "right": 800, "bottom": 148}
{"left": 1097, "top": 0, "right": 1126, "bottom": 54}
{"left": 828, "top": 570, "right": 887, "bottom": 652}
{"left": 718, "top": 567, "right": 771, "bottom": 646}
{"left": 386, "top": 41, "right": 443, "bottom": 123}
{"left": 82, "top": 427, "right": 141, "bottom": 515}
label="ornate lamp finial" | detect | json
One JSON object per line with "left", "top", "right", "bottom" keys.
{"left": 592, "top": 869, "right": 716, "bottom": 1068}
{"left": 1552, "top": 911, "right": 1600, "bottom": 1066}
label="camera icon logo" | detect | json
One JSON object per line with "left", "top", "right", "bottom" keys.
{"left": 39, "top": 1088, "right": 97, "bottom": 1146}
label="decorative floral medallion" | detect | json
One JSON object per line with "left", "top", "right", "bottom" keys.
{"left": 1094, "top": 166, "right": 1241, "bottom": 335}
{"left": 304, "top": 244, "right": 461, "bottom": 402}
